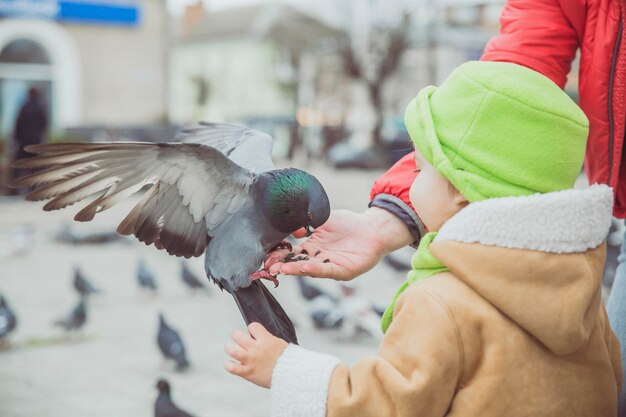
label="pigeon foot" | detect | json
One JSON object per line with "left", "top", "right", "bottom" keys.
{"left": 250, "top": 269, "right": 280, "bottom": 288}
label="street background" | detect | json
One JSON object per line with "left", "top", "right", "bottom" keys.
{"left": 0, "top": 1, "right": 615, "bottom": 416}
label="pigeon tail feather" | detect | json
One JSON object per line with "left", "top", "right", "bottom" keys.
{"left": 229, "top": 280, "right": 298, "bottom": 344}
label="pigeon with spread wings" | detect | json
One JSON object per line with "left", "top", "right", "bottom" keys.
{"left": 10, "top": 123, "right": 331, "bottom": 344}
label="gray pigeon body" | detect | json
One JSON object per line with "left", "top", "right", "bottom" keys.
{"left": 10, "top": 123, "right": 331, "bottom": 344}
{"left": 155, "top": 379, "right": 197, "bottom": 417}
{"left": 0, "top": 295, "right": 17, "bottom": 341}
{"left": 55, "top": 222, "right": 124, "bottom": 245}
{"left": 157, "top": 314, "right": 190, "bottom": 371}
{"left": 180, "top": 261, "right": 205, "bottom": 291}
{"left": 73, "top": 267, "right": 101, "bottom": 297}
{"left": 205, "top": 194, "right": 289, "bottom": 289}
{"left": 54, "top": 298, "right": 87, "bottom": 331}
{"left": 138, "top": 260, "right": 158, "bottom": 292}
{"left": 296, "top": 277, "right": 343, "bottom": 330}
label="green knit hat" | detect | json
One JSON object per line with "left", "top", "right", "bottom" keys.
{"left": 404, "top": 61, "right": 589, "bottom": 202}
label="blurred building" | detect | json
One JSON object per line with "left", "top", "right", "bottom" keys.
{"left": 169, "top": 2, "right": 346, "bottom": 156}
{"left": 0, "top": 0, "right": 169, "bottom": 142}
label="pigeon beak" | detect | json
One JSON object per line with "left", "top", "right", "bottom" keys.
{"left": 305, "top": 212, "right": 313, "bottom": 236}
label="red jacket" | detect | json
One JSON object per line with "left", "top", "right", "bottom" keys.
{"left": 370, "top": 0, "right": 626, "bottom": 227}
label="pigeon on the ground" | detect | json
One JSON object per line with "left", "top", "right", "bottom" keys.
{"left": 155, "top": 379, "right": 197, "bottom": 417}
{"left": 296, "top": 274, "right": 328, "bottom": 301}
{"left": 55, "top": 222, "right": 126, "bottom": 245}
{"left": 9, "top": 224, "right": 33, "bottom": 256}
{"left": 180, "top": 261, "right": 207, "bottom": 293}
{"left": 0, "top": 294, "right": 18, "bottom": 344}
{"left": 137, "top": 259, "right": 158, "bottom": 293}
{"left": 296, "top": 277, "right": 384, "bottom": 338}
{"left": 10, "top": 123, "right": 331, "bottom": 344}
{"left": 336, "top": 284, "right": 383, "bottom": 340}
{"left": 54, "top": 298, "right": 87, "bottom": 332}
{"left": 73, "top": 266, "right": 101, "bottom": 297}
{"left": 295, "top": 276, "right": 342, "bottom": 329}
{"left": 157, "top": 313, "right": 190, "bottom": 371}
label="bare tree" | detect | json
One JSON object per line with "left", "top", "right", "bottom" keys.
{"left": 340, "top": 12, "right": 412, "bottom": 146}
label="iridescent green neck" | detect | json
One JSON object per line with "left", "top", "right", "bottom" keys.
{"left": 267, "top": 169, "right": 313, "bottom": 205}
{"left": 260, "top": 168, "right": 313, "bottom": 233}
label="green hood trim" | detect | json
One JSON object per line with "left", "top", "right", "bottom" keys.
{"left": 381, "top": 232, "right": 448, "bottom": 332}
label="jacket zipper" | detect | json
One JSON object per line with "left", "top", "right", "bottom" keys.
{"left": 609, "top": 18, "right": 623, "bottom": 185}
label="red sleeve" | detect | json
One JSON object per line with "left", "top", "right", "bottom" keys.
{"left": 480, "top": 0, "right": 580, "bottom": 89}
{"left": 369, "top": 152, "right": 417, "bottom": 209}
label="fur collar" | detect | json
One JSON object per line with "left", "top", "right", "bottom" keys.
{"left": 435, "top": 185, "right": 613, "bottom": 253}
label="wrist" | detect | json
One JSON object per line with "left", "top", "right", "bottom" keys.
{"left": 363, "top": 207, "right": 414, "bottom": 254}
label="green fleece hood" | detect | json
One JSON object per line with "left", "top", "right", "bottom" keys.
{"left": 404, "top": 61, "right": 589, "bottom": 202}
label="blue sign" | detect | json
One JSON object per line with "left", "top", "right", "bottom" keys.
{"left": 0, "top": 0, "right": 140, "bottom": 26}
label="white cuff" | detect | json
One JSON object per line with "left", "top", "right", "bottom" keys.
{"left": 271, "top": 344, "right": 341, "bottom": 417}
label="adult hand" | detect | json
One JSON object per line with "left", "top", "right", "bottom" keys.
{"left": 266, "top": 207, "right": 414, "bottom": 281}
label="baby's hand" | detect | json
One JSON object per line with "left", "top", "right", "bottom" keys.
{"left": 224, "top": 322, "right": 288, "bottom": 388}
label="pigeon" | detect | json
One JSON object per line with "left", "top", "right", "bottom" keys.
{"left": 137, "top": 259, "right": 158, "bottom": 293}
{"left": 10, "top": 123, "right": 331, "bottom": 344}
{"left": 155, "top": 379, "right": 198, "bottom": 417}
{"left": 336, "top": 284, "right": 383, "bottom": 341}
{"left": 295, "top": 276, "right": 342, "bottom": 329}
{"left": 0, "top": 294, "right": 17, "bottom": 344}
{"left": 54, "top": 298, "right": 87, "bottom": 332}
{"left": 157, "top": 313, "right": 190, "bottom": 371}
{"left": 55, "top": 222, "right": 125, "bottom": 245}
{"left": 296, "top": 277, "right": 384, "bottom": 338}
{"left": 9, "top": 224, "right": 33, "bottom": 256}
{"left": 180, "top": 261, "right": 206, "bottom": 293}
{"left": 73, "top": 266, "right": 101, "bottom": 297}
{"left": 296, "top": 274, "right": 328, "bottom": 301}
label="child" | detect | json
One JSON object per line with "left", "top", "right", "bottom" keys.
{"left": 224, "top": 61, "right": 622, "bottom": 417}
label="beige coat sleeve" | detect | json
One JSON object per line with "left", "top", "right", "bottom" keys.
{"left": 270, "top": 286, "right": 462, "bottom": 417}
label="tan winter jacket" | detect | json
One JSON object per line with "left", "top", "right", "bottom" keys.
{"left": 270, "top": 185, "right": 622, "bottom": 417}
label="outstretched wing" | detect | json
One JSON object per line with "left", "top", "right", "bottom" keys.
{"left": 10, "top": 142, "right": 254, "bottom": 258}
{"left": 176, "top": 122, "right": 275, "bottom": 173}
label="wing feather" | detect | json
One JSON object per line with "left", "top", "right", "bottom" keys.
{"left": 12, "top": 150, "right": 111, "bottom": 168}
{"left": 176, "top": 122, "right": 275, "bottom": 173}
{"left": 11, "top": 142, "right": 254, "bottom": 258}
{"left": 12, "top": 161, "right": 100, "bottom": 187}
{"left": 25, "top": 170, "right": 102, "bottom": 201}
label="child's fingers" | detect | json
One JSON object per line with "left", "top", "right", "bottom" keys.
{"left": 225, "top": 341, "right": 248, "bottom": 363}
{"left": 231, "top": 329, "right": 254, "bottom": 349}
{"left": 247, "top": 322, "right": 270, "bottom": 340}
{"left": 224, "top": 361, "right": 250, "bottom": 377}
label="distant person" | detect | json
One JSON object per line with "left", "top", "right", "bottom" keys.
{"left": 10, "top": 86, "right": 47, "bottom": 194}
